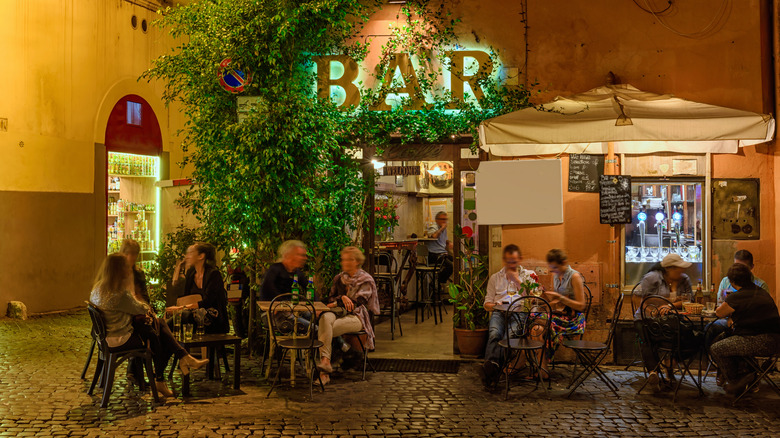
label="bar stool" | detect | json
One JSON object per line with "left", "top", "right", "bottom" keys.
{"left": 415, "top": 251, "right": 446, "bottom": 324}
{"left": 373, "top": 254, "right": 403, "bottom": 340}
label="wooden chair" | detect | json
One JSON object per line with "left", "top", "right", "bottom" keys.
{"left": 86, "top": 302, "right": 160, "bottom": 408}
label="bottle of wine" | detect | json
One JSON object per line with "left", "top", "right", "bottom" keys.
{"left": 291, "top": 274, "right": 300, "bottom": 305}
{"left": 307, "top": 279, "right": 316, "bottom": 301}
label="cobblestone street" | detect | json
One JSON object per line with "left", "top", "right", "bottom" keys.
{"left": 2, "top": 312, "right": 780, "bottom": 437}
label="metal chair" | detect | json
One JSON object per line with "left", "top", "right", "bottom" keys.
{"left": 374, "top": 271, "right": 403, "bottom": 340}
{"left": 564, "top": 293, "right": 625, "bottom": 398}
{"left": 86, "top": 302, "right": 160, "bottom": 408}
{"left": 266, "top": 293, "right": 324, "bottom": 398}
{"left": 551, "top": 282, "right": 593, "bottom": 374}
{"left": 498, "top": 295, "right": 553, "bottom": 400}
{"left": 415, "top": 252, "right": 447, "bottom": 324}
{"left": 342, "top": 326, "right": 378, "bottom": 381}
{"left": 624, "top": 283, "right": 647, "bottom": 374}
{"left": 733, "top": 354, "right": 780, "bottom": 405}
{"left": 81, "top": 301, "right": 98, "bottom": 380}
{"left": 637, "top": 295, "right": 705, "bottom": 402}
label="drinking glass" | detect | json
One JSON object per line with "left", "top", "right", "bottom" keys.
{"left": 183, "top": 324, "right": 194, "bottom": 341}
{"left": 705, "top": 302, "right": 716, "bottom": 313}
{"left": 173, "top": 310, "right": 182, "bottom": 340}
{"left": 640, "top": 247, "right": 649, "bottom": 261}
{"left": 196, "top": 324, "right": 205, "bottom": 337}
{"left": 649, "top": 247, "right": 659, "bottom": 262}
{"left": 679, "top": 246, "right": 689, "bottom": 261}
{"left": 660, "top": 247, "right": 670, "bottom": 258}
{"left": 507, "top": 281, "right": 517, "bottom": 298}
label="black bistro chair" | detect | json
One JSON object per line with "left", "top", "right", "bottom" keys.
{"left": 374, "top": 263, "right": 403, "bottom": 341}
{"left": 550, "top": 282, "right": 592, "bottom": 373}
{"left": 342, "top": 314, "right": 378, "bottom": 381}
{"left": 415, "top": 251, "right": 447, "bottom": 324}
{"left": 86, "top": 302, "right": 160, "bottom": 408}
{"left": 266, "top": 293, "right": 324, "bottom": 398}
{"left": 81, "top": 302, "right": 98, "bottom": 380}
{"left": 732, "top": 353, "right": 780, "bottom": 405}
{"left": 624, "top": 283, "right": 647, "bottom": 374}
{"left": 564, "top": 293, "right": 625, "bottom": 398}
{"left": 499, "top": 295, "right": 553, "bottom": 400}
{"left": 637, "top": 295, "right": 705, "bottom": 402}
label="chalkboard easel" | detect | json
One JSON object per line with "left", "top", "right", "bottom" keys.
{"left": 599, "top": 175, "right": 632, "bottom": 224}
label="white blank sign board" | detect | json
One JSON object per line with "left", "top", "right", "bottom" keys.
{"left": 476, "top": 159, "right": 563, "bottom": 225}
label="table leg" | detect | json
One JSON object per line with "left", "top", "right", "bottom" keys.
{"left": 233, "top": 341, "right": 241, "bottom": 390}
{"left": 182, "top": 373, "right": 191, "bottom": 397}
{"left": 290, "top": 349, "right": 296, "bottom": 387}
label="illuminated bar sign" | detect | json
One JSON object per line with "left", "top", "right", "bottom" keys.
{"left": 312, "top": 50, "right": 494, "bottom": 110}
{"left": 384, "top": 166, "right": 421, "bottom": 176}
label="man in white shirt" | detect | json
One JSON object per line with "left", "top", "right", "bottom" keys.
{"left": 478, "top": 244, "right": 538, "bottom": 389}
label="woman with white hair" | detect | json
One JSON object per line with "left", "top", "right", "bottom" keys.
{"left": 317, "top": 246, "right": 380, "bottom": 384}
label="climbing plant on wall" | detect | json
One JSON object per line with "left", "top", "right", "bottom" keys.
{"left": 144, "top": 0, "right": 533, "bottom": 289}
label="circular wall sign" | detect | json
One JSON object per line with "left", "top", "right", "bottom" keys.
{"left": 218, "top": 58, "right": 251, "bottom": 94}
{"left": 429, "top": 162, "right": 454, "bottom": 189}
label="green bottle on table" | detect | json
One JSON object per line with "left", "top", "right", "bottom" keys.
{"left": 306, "top": 279, "right": 316, "bottom": 301}
{"left": 291, "top": 274, "right": 300, "bottom": 305}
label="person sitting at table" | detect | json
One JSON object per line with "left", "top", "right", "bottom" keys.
{"left": 710, "top": 263, "right": 780, "bottom": 394}
{"left": 633, "top": 253, "right": 693, "bottom": 391}
{"left": 90, "top": 254, "right": 207, "bottom": 399}
{"left": 261, "top": 240, "right": 308, "bottom": 301}
{"left": 317, "top": 246, "right": 380, "bottom": 385}
{"left": 541, "top": 249, "right": 587, "bottom": 374}
{"left": 180, "top": 242, "right": 230, "bottom": 334}
{"left": 120, "top": 239, "right": 150, "bottom": 303}
{"left": 705, "top": 250, "right": 769, "bottom": 364}
{"left": 478, "top": 244, "right": 539, "bottom": 390}
{"left": 425, "top": 211, "right": 453, "bottom": 290}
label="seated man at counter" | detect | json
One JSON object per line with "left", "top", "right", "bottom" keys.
{"left": 425, "top": 211, "right": 453, "bottom": 289}
{"left": 478, "top": 244, "right": 538, "bottom": 390}
{"left": 260, "top": 240, "right": 308, "bottom": 301}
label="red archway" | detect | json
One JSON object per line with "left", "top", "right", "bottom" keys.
{"left": 104, "top": 94, "right": 162, "bottom": 154}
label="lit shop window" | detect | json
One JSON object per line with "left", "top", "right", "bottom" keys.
{"left": 126, "top": 101, "right": 142, "bottom": 126}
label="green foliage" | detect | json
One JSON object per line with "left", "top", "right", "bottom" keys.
{"left": 448, "top": 227, "right": 489, "bottom": 330}
{"left": 143, "top": 0, "right": 533, "bottom": 289}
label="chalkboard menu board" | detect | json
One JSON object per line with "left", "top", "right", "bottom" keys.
{"left": 599, "top": 175, "right": 632, "bottom": 224}
{"left": 568, "top": 154, "right": 604, "bottom": 192}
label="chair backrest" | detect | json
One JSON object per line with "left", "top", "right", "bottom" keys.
{"left": 603, "top": 292, "right": 625, "bottom": 348}
{"left": 433, "top": 253, "right": 448, "bottom": 274}
{"left": 177, "top": 294, "right": 202, "bottom": 307}
{"left": 87, "top": 302, "right": 109, "bottom": 347}
{"left": 374, "top": 251, "right": 397, "bottom": 275}
{"left": 639, "top": 294, "right": 687, "bottom": 350}
{"left": 416, "top": 243, "right": 430, "bottom": 264}
{"left": 581, "top": 282, "right": 593, "bottom": 323}
{"left": 267, "top": 293, "right": 318, "bottom": 348}
{"left": 505, "top": 295, "right": 553, "bottom": 342}
{"left": 630, "top": 283, "right": 642, "bottom": 314}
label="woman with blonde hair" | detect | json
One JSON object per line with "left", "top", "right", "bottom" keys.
{"left": 90, "top": 254, "right": 207, "bottom": 398}
{"left": 317, "top": 246, "right": 380, "bottom": 384}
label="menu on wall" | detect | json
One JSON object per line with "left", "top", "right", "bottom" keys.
{"left": 599, "top": 175, "right": 632, "bottom": 224}
{"left": 568, "top": 154, "right": 604, "bottom": 193}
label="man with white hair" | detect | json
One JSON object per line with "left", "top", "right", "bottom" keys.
{"left": 426, "top": 211, "right": 453, "bottom": 287}
{"left": 260, "top": 240, "right": 308, "bottom": 301}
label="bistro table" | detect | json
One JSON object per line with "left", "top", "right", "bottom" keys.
{"left": 177, "top": 333, "right": 242, "bottom": 397}
{"left": 257, "top": 300, "right": 331, "bottom": 386}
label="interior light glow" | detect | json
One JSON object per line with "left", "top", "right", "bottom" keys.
{"left": 428, "top": 166, "right": 446, "bottom": 176}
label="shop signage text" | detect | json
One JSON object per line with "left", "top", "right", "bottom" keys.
{"left": 384, "top": 166, "right": 421, "bottom": 176}
{"left": 313, "top": 50, "right": 494, "bottom": 110}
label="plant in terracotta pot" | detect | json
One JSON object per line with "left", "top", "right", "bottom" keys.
{"left": 448, "top": 227, "right": 490, "bottom": 356}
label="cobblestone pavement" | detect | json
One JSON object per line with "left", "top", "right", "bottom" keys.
{"left": 2, "top": 312, "right": 780, "bottom": 437}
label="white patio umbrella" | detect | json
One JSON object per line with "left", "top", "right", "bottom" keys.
{"left": 479, "top": 84, "right": 775, "bottom": 156}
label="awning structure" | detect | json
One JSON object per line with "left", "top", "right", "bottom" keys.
{"left": 479, "top": 84, "right": 775, "bottom": 156}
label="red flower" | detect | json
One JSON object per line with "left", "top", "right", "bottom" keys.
{"left": 383, "top": 215, "right": 388, "bottom": 219}
{"left": 384, "top": 203, "right": 388, "bottom": 207}
{"left": 395, "top": 216, "right": 399, "bottom": 220}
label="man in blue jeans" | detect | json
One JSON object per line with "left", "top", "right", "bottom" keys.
{"left": 478, "top": 244, "right": 538, "bottom": 389}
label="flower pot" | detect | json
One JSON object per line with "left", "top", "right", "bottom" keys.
{"left": 454, "top": 327, "right": 488, "bottom": 357}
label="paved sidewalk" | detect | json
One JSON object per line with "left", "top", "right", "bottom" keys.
{"left": 1, "top": 311, "right": 780, "bottom": 437}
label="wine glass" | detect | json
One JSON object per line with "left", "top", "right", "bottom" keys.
{"left": 649, "top": 247, "right": 659, "bottom": 262}
{"left": 660, "top": 247, "right": 670, "bottom": 258}
{"left": 640, "top": 247, "right": 650, "bottom": 262}
{"left": 629, "top": 247, "right": 639, "bottom": 262}
{"left": 507, "top": 281, "right": 517, "bottom": 300}
{"left": 688, "top": 246, "right": 699, "bottom": 262}
{"left": 679, "top": 246, "right": 689, "bottom": 261}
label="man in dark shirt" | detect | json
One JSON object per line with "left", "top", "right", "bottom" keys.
{"left": 260, "top": 240, "right": 308, "bottom": 301}
{"left": 710, "top": 263, "right": 780, "bottom": 393}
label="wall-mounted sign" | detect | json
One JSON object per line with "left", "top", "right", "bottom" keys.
{"left": 218, "top": 58, "right": 252, "bottom": 94}
{"left": 313, "top": 50, "right": 494, "bottom": 110}
{"left": 712, "top": 179, "right": 760, "bottom": 240}
{"left": 599, "top": 175, "right": 632, "bottom": 224}
{"left": 384, "top": 166, "right": 421, "bottom": 176}
{"left": 568, "top": 154, "right": 604, "bottom": 193}
{"left": 237, "top": 96, "right": 264, "bottom": 123}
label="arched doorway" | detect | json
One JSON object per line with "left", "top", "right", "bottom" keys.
{"left": 104, "top": 95, "right": 163, "bottom": 271}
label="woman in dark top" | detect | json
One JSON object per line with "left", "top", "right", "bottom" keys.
{"left": 710, "top": 263, "right": 780, "bottom": 394}
{"left": 182, "top": 242, "right": 230, "bottom": 334}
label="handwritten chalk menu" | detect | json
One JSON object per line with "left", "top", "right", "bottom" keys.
{"left": 599, "top": 175, "right": 632, "bottom": 224}
{"left": 568, "top": 154, "right": 604, "bottom": 193}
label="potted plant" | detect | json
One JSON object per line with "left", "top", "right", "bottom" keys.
{"left": 448, "top": 227, "right": 490, "bottom": 356}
